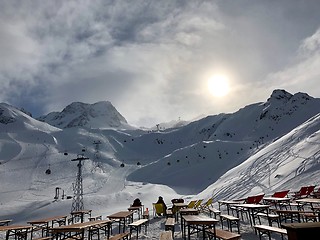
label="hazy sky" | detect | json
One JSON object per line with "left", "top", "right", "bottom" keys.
{"left": 1, "top": 0, "right": 320, "bottom": 127}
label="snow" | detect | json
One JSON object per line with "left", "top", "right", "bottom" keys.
{"left": 0, "top": 89, "right": 320, "bottom": 239}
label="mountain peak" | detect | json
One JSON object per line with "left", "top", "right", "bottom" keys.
{"left": 268, "top": 89, "right": 293, "bottom": 103}
{"left": 267, "top": 89, "right": 313, "bottom": 103}
{"left": 37, "top": 101, "right": 130, "bottom": 129}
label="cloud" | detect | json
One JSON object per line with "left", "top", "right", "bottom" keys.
{"left": 1, "top": 0, "right": 320, "bottom": 127}
{"left": 264, "top": 28, "right": 320, "bottom": 97}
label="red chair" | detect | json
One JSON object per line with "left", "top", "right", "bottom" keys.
{"left": 272, "top": 190, "right": 289, "bottom": 198}
{"left": 245, "top": 194, "right": 265, "bottom": 204}
{"left": 306, "top": 185, "right": 315, "bottom": 196}
{"left": 292, "top": 186, "right": 314, "bottom": 199}
{"left": 232, "top": 193, "right": 265, "bottom": 220}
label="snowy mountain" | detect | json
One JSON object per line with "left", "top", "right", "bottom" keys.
{"left": 0, "top": 103, "right": 59, "bottom": 133}
{"left": 127, "top": 89, "right": 320, "bottom": 193}
{"left": 198, "top": 111, "right": 320, "bottom": 201}
{"left": 37, "top": 101, "right": 133, "bottom": 129}
{"left": 0, "top": 89, "right": 320, "bottom": 237}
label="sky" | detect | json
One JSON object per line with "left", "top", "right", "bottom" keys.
{"left": 1, "top": 0, "right": 320, "bottom": 127}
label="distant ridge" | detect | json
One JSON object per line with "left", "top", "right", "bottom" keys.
{"left": 0, "top": 102, "right": 58, "bottom": 132}
{"left": 127, "top": 89, "right": 320, "bottom": 193}
{"left": 37, "top": 101, "right": 133, "bottom": 129}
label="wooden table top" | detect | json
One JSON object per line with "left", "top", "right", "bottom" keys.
{"left": 274, "top": 209, "right": 314, "bottom": 214}
{"left": 218, "top": 200, "right": 242, "bottom": 204}
{"left": 295, "top": 198, "right": 320, "bottom": 204}
{"left": 50, "top": 219, "right": 112, "bottom": 232}
{"left": 128, "top": 206, "right": 142, "bottom": 211}
{"left": 173, "top": 203, "right": 188, "bottom": 207}
{"left": 27, "top": 215, "right": 67, "bottom": 224}
{"left": 182, "top": 215, "right": 219, "bottom": 225}
{"left": 263, "top": 197, "right": 291, "bottom": 201}
{"left": 71, "top": 210, "right": 92, "bottom": 215}
{"left": 0, "top": 225, "right": 33, "bottom": 231}
{"left": 235, "top": 204, "right": 270, "bottom": 209}
{"left": 180, "top": 208, "right": 199, "bottom": 214}
{"left": 107, "top": 211, "right": 133, "bottom": 219}
{"left": 0, "top": 220, "right": 12, "bottom": 225}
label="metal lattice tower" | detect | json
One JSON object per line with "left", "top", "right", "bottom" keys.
{"left": 71, "top": 154, "right": 89, "bottom": 212}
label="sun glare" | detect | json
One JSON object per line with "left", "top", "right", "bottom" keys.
{"left": 207, "top": 74, "right": 230, "bottom": 97}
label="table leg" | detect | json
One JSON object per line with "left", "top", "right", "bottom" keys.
{"left": 202, "top": 224, "right": 205, "bottom": 239}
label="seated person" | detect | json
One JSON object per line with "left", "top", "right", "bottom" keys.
{"left": 156, "top": 196, "right": 167, "bottom": 216}
{"left": 132, "top": 198, "right": 142, "bottom": 207}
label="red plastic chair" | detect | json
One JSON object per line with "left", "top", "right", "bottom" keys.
{"left": 245, "top": 194, "right": 265, "bottom": 204}
{"left": 306, "top": 185, "right": 315, "bottom": 195}
{"left": 292, "top": 186, "right": 309, "bottom": 199}
{"left": 272, "top": 190, "right": 289, "bottom": 198}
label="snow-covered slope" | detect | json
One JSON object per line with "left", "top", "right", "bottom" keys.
{"left": 37, "top": 101, "right": 133, "bottom": 129}
{"left": 198, "top": 112, "right": 320, "bottom": 201}
{"left": 0, "top": 103, "right": 59, "bottom": 133}
{"left": 0, "top": 89, "right": 320, "bottom": 231}
{"left": 127, "top": 90, "right": 320, "bottom": 193}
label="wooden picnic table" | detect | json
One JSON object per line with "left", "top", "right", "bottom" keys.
{"left": 180, "top": 208, "right": 199, "bottom": 215}
{"left": 173, "top": 202, "right": 191, "bottom": 221}
{"left": 274, "top": 209, "right": 317, "bottom": 223}
{"left": 234, "top": 204, "right": 270, "bottom": 226}
{"left": 263, "top": 197, "right": 291, "bottom": 209}
{"left": 28, "top": 215, "right": 67, "bottom": 237}
{"left": 0, "top": 220, "right": 12, "bottom": 226}
{"left": 0, "top": 224, "right": 33, "bottom": 240}
{"left": 181, "top": 215, "right": 219, "bottom": 240}
{"left": 128, "top": 205, "right": 144, "bottom": 219}
{"left": 218, "top": 200, "right": 242, "bottom": 214}
{"left": 295, "top": 197, "right": 320, "bottom": 207}
{"left": 173, "top": 202, "right": 188, "bottom": 209}
{"left": 107, "top": 211, "right": 134, "bottom": 234}
{"left": 179, "top": 208, "right": 199, "bottom": 233}
{"left": 69, "top": 210, "right": 92, "bottom": 224}
{"left": 50, "top": 219, "right": 113, "bottom": 240}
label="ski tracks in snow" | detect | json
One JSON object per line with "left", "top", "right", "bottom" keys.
{"left": 92, "top": 164, "right": 137, "bottom": 195}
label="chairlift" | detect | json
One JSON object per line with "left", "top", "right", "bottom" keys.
{"left": 45, "top": 164, "right": 51, "bottom": 175}
{"left": 54, "top": 187, "right": 60, "bottom": 200}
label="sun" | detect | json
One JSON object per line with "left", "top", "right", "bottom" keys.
{"left": 207, "top": 74, "right": 230, "bottom": 97}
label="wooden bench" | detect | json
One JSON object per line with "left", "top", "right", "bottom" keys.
{"left": 274, "top": 209, "right": 316, "bottom": 223}
{"left": 159, "top": 231, "right": 173, "bottom": 240}
{"left": 207, "top": 228, "right": 241, "bottom": 240}
{"left": 207, "top": 207, "right": 221, "bottom": 219}
{"left": 257, "top": 212, "right": 280, "bottom": 227}
{"left": 164, "top": 217, "right": 175, "bottom": 238}
{"left": 254, "top": 224, "right": 287, "bottom": 240}
{"left": 33, "top": 237, "right": 53, "bottom": 240}
{"left": 220, "top": 214, "right": 240, "bottom": 233}
{"left": 0, "top": 219, "right": 12, "bottom": 226}
{"left": 107, "top": 232, "right": 130, "bottom": 240}
{"left": 128, "top": 219, "right": 149, "bottom": 239}
{"left": 166, "top": 209, "right": 174, "bottom": 218}
{"left": 299, "top": 212, "right": 318, "bottom": 222}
